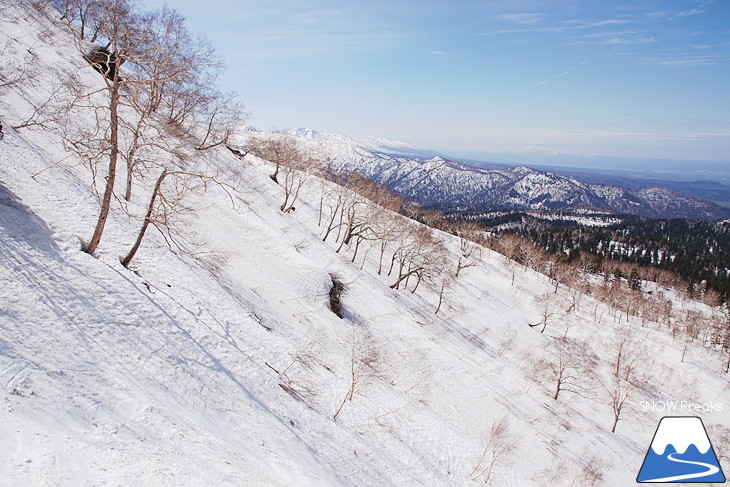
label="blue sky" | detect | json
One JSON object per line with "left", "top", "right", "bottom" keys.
{"left": 145, "top": 0, "right": 730, "bottom": 167}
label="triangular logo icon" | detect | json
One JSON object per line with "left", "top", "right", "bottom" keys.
{"left": 637, "top": 416, "right": 726, "bottom": 483}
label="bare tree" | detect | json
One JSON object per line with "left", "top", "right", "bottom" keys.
{"left": 9, "top": 74, "right": 81, "bottom": 131}
{"left": 50, "top": 0, "right": 106, "bottom": 41}
{"left": 118, "top": 5, "right": 220, "bottom": 201}
{"left": 0, "top": 35, "right": 37, "bottom": 90}
{"left": 389, "top": 225, "right": 448, "bottom": 293}
{"left": 684, "top": 310, "right": 701, "bottom": 341}
{"left": 434, "top": 273, "right": 455, "bottom": 314}
{"left": 76, "top": 0, "right": 132, "bottom": 255}
{"left": 279, "top": 145, "right": 319, "bottom": 213}
{"left": 333, "top": 325, "right": 382, "bottom": 420}
{"left": 456, "top": 234, "right": 482, "bottom": 278}
{"left": 320, "top": 188, "right": 344, "bottom": 242}
{"left": 265, "top": 338, "right": 321, "bottom": 407}
{"left": 120, "top": 165, "right": 236, "bottom": 267}
{"left": 600, "top": 333, "right": 648, "bottom": 433}
{"left": 533, "top": 337, "right": 596, "bottom": 401}
{"left": 121, "top": 168, "right": 168, "bottom": 267}
{"left": 529, "top": 293, "right": 559, "bottom": 333}
{"left": 52, "top": 0, "right": 243, "bottom": 257}
{"left": 194, "top": 90, "right": 245, "bottom": 151}
{"left": 371, "top": 212, "right": 404, "bottom": 275}
{"left": 571, "top": 454, "right": 608, "bottom": 487}
{"left": 247, "top": 133, "right": 296, "bottom": 183}
{"left": 468, "top": 416, "right": 519, "bottom": 484}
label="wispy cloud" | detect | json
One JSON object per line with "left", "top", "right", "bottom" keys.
{"left": 432, "top": 50, "right": 449, "bottom": 56}
{"left": 498, "top": 13, "right": 544, "bottom": 25}
{"left": 473, "top": 26, "right": 563, "bottom": 36}
{"left": 602, "top": 35, "right": 656, "bottom": 45}
{"left": 474, "top": 17, "right": 631, "bottom": 36}
{"left": 640, "top": 55, "right": 720, "bottom": 67}
{"left": 555, "top": 66, "right": 576, "bottom": 77}
{"left": 571, "top": 29, "right": 656, "bottom": 45}
{"left": 678, "top": 0, "right": 716, "bottom": 17}
{"left": 563, "top": 18, "right": 631, "bottom": 28}
{"left": 645, "top": 11, "right": 670, "bottom": 19}
{"left": 535, "top": 64, "right": 580, "bottom": 86}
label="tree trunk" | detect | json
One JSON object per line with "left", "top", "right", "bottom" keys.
{"left": 270, "top": 163, "right": 279, "bottom": 183}
{"left": 435, "top": 281, "right": 446, "bottom": 314}
{"left": 84, "top": 75, "right": 120, "bottom": 255}
{"left": 121, "top": 170, "right": 167, "bottom": 267}
{"left": 351, "top": 237, "right": 362, "bottom": 263}
{"left": 410, "top": 272, "right": 422, "bottom": 293}
{"left": 124, "top": 128, "right": 141, "bottom": 201}
{"left": 333, "top": 388, "right": 350, "bottom": 420}
{"left": 390, "top": 269, "right": 418, "bottom": 289}
{"left": 387, "top": 251, "right": 398, "bottom": 276}
{"left": 377, "top": 242, "right": 387, "bottom": 275}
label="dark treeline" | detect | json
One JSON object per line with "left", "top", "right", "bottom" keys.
{"left": 453, "top": 211, "right": 730, "bottom": 300}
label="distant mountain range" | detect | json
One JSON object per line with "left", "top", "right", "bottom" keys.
{"left": 285, "top": 129, "right": 730, "bottom": 221}
{"left": 534, "top": 169, "right": 730, "bottom": 209}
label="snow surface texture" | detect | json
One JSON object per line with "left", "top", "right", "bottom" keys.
{"left": 1, "top": 2, "right": 729, "bottom": 486}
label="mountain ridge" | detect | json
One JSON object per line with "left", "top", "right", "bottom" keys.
{"left": 276, "top": 128, "right": 729, "bottom": 220}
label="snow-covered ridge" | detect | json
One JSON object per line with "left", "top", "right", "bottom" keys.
{"left": 278, "top": 128, "right": 729, "bottom": 220}
{"left": 286, "top": 127, "right": 443, "bottom": 160}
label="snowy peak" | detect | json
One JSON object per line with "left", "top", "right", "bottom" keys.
{"left": 284, "top": 128, "right": 442, "bottom": 160}
{"left": 650, "top": 417, "right": 712, "bottom": 455}
{"left": 289, "top": 127, "right": 323, "bottom": 140}
{"left": 359, "top": 135, "right": 443, "bottom": 159}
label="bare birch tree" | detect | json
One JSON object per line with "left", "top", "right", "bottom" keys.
{"left": 279, "top": 145, "right": 319, "bottom": 213}
{"left": 468, "top": 416, "right": 518, "bottom": 484}
{"left": 53, "top": 0, "right": 244, "bottom": 256}
{"left": 75, "top": 0, "right": 132, "bottom": 255}
{"left": 533, "top": 337, "right": 596, "bottom": 401}
{"left": 333, "top": 325, "right": 382, "bottom": 420}
{"left": 529, "top": 293, "right": 559, "bottom": 333}
{"left": 600, "top": 333, "right": 649, "bottom": 433}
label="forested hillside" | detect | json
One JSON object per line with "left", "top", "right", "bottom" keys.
{"left": 459, "top": 210, "right": 730, "bottom": 299}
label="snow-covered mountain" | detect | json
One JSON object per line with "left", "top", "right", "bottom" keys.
{"left": 284, "top": 129, "right": 729, "bottom": 220}
{"left": 1, "top": 2, "right": 729, "bottom": 486}
{"left": 288, "top": 128, "right": 443, "bottom": 160}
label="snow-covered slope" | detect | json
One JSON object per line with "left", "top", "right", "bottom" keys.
{"left": 283, "top": 129, "right": 729, "bottom": 220}
{"left": 1, "top": 2, "right": 729, "bottom": 486}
